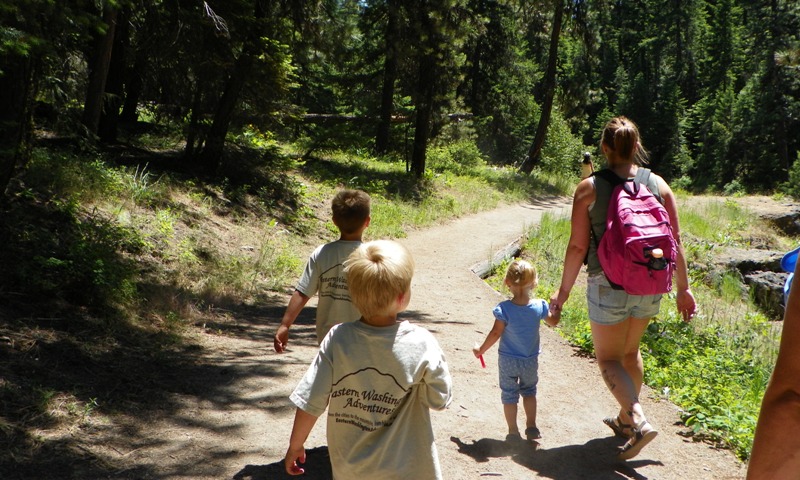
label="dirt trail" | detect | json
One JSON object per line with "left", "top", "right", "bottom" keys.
{"left": 95, "top": 195, "right": 746, "bottom": 479}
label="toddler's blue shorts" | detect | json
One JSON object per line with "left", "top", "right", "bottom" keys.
{"left": 498, "top": 355, "right": 539, "bottom": 404}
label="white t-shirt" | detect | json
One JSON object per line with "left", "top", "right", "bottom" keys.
{"left": 296, "top": 240, "right": 362, "bottom": 342}
{"left": 290, "top": 320, "right": 453, "bottom": 480}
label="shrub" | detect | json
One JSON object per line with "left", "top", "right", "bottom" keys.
{"left": 723, "top": 180, "right": 746, "bottom": 197}
{"left": 426, "top": 140, "right": 487, "bottom": 175}
{"left": 777, "top": 152, "right": 800, "bottom": 200}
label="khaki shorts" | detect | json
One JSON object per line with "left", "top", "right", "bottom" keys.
{"left": 587, "top": 274, "right": 662, "bottom": 325}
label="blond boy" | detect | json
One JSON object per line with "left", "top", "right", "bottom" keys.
{"left": 284, "top": 240, "right": 452, "bottom": 479}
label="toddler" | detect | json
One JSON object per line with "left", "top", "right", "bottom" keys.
{"left": 473, "top": 259, "right": 559, "bottom": 442}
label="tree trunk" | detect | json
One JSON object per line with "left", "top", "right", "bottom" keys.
{"left": 0, "top": 53, "right": 34, "bottom": 198}
{"left": 98, "top": 8, "right": 129, "bottom": 142}
{"left": 120, "top": 4, "right": 160, "bottom": 123}
{"left": 200, "top": 2, "right": 265, "bottom": 170}
{"left": 520, "top": 0, "right": 564, "bottom": 175}
{"left": 184, "top": 85, "right": 205, "bottom": 160}
{"left": 375, "top": 0, "right": 400, "bottom": 155}
{"left": 119, "top": 50, "right": 145, "bottom": 123}
{"left": 199, "top": 52, "right": 254, "bottom": 171}
{"left": 411, "top": 55, "right": 435, "bottom": 178}
{"left": 81, "top": 5, "right": 118, "bottom": 135}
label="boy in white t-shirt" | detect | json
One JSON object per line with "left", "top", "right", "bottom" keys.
{"left": 284, "top": 240, "right": 453, "bottom": 479}
{"left": 273, "top": 189, "right": 371, "bottom": 352}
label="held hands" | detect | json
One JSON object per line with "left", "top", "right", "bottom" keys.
{"left": 546, "top": 308, "right": 561, "bottom": 327}
{"left": 676, "top": 288, "right": 697, "bottom": 322}
{"left": 549, "top": 288, "right": 569, "bottom": 318}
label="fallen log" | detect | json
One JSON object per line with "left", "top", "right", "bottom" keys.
{"left": 470, "top": 239, "right": 523, "bottom": 279}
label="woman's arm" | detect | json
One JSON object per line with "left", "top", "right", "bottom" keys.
{"left": 747, "top": 261, "right": 800, "bottom": 479}
{"left": 657, "top": 178, "right": 696, "bottom": 321}
{"left": 550, "top": 178, "right": 594, "bottom": 313}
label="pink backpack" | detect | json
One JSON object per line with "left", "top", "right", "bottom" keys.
{"left": 596, "top": 168, "right": 677, "bottom": 295}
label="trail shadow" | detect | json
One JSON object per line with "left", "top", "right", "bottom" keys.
{"left": 450, "top": 435, "right": 540, "bottom": 462}
{"left": 451, "top": 436, "right": 663, "bottom": 479}
{"left": 201, "top": 301, "right": 318, "bottom": 346}
{"left": 234, "top": 446, "right": 332, "bottom": 480}
{"left": 401, "top": 308, "right": 473, "bottom": 331}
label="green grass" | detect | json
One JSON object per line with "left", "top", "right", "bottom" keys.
{"left": 293, "top": 145, "right": 568, "bottom": 241}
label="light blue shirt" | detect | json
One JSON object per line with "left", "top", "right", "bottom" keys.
{"left": 493, "top": 299, "right": 549, "bottom": 359}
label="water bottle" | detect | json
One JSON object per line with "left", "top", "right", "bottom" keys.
{"left": 647, "top": 248, "right": 667, "bottom": 271}
{"left": 580, "top": 152, "right": 594, "bottom": 179}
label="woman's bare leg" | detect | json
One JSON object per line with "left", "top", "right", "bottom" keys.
{"left": 591, "top": 317, "right": 650, "bottom": 426}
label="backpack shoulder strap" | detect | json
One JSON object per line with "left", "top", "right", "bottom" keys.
{"left": 634, "top": 167, "right": 665, "bottom": 203}
{"left": 593, "top": 168, "right": 624, "bottom": 187}
{"left": 633, "top": 167, "right": 651, "bottom": 186}
{"left": 587, "top": 169, "right": 622, "bottom": 265}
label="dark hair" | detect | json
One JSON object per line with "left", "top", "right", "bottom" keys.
{"left": 600, "top": 116, "right": 649, "bottom": 165}
{"left": 332, "top": 189, "right": 371, "bottom": 234}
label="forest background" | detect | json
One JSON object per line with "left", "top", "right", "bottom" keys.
{"left": 1, "top": 0, "right": 800, "bottom": 476}
{"left": 3, "top": 0, "right": 800, "bottom": 192}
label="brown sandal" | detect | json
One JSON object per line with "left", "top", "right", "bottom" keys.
{"left": 525, "top": 426, "right": 541, "bottom": 440}
{"left": 603, "top": 416, "right": 633, "bottom": 439}
{"left": 618, "top": 420, "right": 658, "bottom": 460}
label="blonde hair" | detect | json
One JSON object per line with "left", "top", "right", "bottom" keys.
{"left": 332, "top": 189, "right": 371, "bottom": 235}
{"left": 505, "top": 259, "right": 537, "bottom": 289}
{"left": 600, "top": 116, "right": 649, "bottom": 165}
{"left": 344, "top": 240, "right": 414, "bottom": 319}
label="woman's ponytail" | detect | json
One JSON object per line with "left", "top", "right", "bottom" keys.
{"left": 600, "top": 116, "right": 649, "bottom": 165}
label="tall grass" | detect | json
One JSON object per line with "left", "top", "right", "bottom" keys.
{"left": 17, "top": 142, "right": 573, "bottom": 323}
{"left": 296, "top": 146, "right": 572, "bottom": 241}
{"left": 15, "top": 148, "right": 307, "bottom": 319}
{"left": 511, "top": 202, "right": 784, "bottom": 460}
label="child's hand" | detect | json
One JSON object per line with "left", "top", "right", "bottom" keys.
{"left": 284, "top": 444, "right": 306, "bottom": 476}
{"left": 274, "top": 326, "right": 290, "bottom": 353}
{"left": 472, "top": 346, "right": 481, "bottom": 358}
{"left": 546, "top": 310, "right": 561, "bottom": 327}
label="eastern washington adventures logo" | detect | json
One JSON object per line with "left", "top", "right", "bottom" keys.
{"left": 330, "top": 367, "right": 410, "bottom": 432}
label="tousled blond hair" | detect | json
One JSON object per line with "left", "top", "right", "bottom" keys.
{"left": 505, "top": 259, "right": 537, "bottom": 290}
{"left": 344, "top": 240, "right": 414, "bottom": 319}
